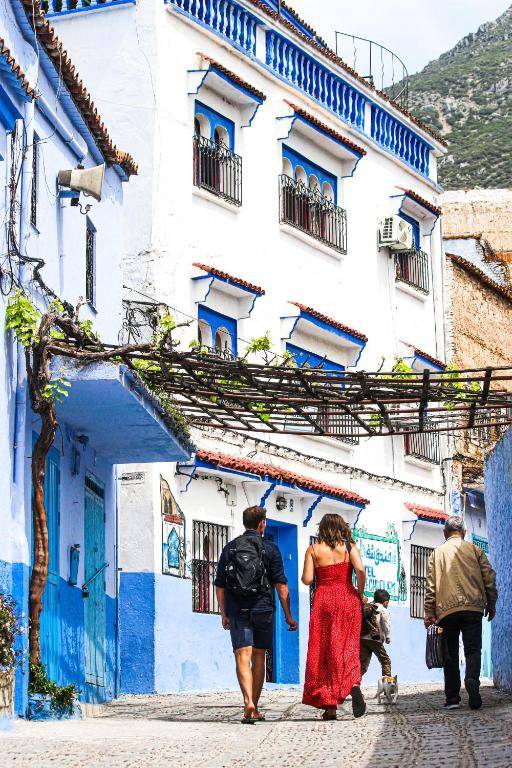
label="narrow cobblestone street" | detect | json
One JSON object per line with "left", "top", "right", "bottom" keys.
{"left": 2, "top": 684, "right": 512, "bottom": 768}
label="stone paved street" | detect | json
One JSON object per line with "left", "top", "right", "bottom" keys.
{"left": 1, "top": 684, "right": 512, "bottom": 768}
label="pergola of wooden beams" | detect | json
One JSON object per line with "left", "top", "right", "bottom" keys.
{"left": 112, "top": 348, "right": 512, "bottom": 438}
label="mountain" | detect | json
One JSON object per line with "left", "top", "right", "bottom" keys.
{"left": 407, "top": 5, "right": 512, "bottom": 189}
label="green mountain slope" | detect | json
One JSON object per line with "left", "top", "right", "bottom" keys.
{"left": 407, "top": 5, "right": 512, "bottom": 189}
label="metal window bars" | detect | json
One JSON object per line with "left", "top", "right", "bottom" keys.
{"left": 193, "top": 134, "right": 242, "bottom": 206}
{"left": 192, "top": 520, "right": 229, "bottom": 615}
{"left": 394, "top": 249, "right": 430, "bottom": 294}
{"left": 404, "top": 429, "right": 440, "bottom": 464}
{"left": 30, "top": 140, "right": 38, "bottom": 228}
{"left": 279, "top": 174, "right": 347, "bottom": 254}
{"left": 410, "top": 544, "right": 434, "bottom": 619}
{"left": 85, "top": 224, "right": 95, "bottom": 305}
{"left": 316, "top": 408, "right": 360, "bottom": 445}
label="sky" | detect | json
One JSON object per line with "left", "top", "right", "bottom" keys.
{"left": 290, "top": 1, "right": 511, "bottom": 75}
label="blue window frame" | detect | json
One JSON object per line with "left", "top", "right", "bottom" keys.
{"left": 282, "top": 145, "right": 337, "bottom": 202}
{"left": 198, "top": 305, "right": 237, "bottom": 355}
{"left": 286, "top": 343, "right": 344, "bottom": 374}
{"left": 195, "top": 101, "right": 235, "bottom": 149}
{"left": 399, "top": 211, "right": 421, "bottom": 249}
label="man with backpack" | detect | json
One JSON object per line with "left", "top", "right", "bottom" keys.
{"left": 215, "top": 506, "right": 297, "bottom": 724}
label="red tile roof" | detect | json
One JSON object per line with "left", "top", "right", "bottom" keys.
{"left": 290, "top": 302, "right": 368, "bottom": 343}
{"left": 0, "top": 38, "right": 37, "bottom": 100}
{"left": 196, "top": 449, "right": 369, "bottom": 506}
{"left": 193, "top": 263, "right": 265, "bottom": 295}
{"left": 405, "top": 502, "right": 448, "bottom": 523}
{"left": 285, "top": 101, "right": 366, "bottom": 156}
{"left": 447, "top": 253, "right": 512, "bottom": 304}
{"left": 402, "top": 341, "right": 446, "bottom": 370}
{"left": 398, "top": 188, "right": 442, "bottom": 217}
{"left": 244, "top": 0, "right": 447, "bottom": 148}
{"left": 23, "top": 1, "right": 137, "bottom": 177}
{"left": 197, "top": 53, "right": 266, "bottom": 102}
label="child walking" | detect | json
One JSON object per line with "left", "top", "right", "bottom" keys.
{"left": 360, "top": 589, "right": 392, "bottom": 678}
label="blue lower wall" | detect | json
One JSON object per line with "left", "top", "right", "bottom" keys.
{"left": 1, "top": 558, "right": 117, "bottom": 714}
{"left": 485, "top": 430, "right": 512, "bottom": 692}
{"left": 119, "top": 572, "right": 156, "bottom": 694}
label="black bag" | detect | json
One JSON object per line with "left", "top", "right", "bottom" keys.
{"left": 225, "top": 536, "right": 269, "bottom": 597}
{"left": 426, "top": 625, "right": 445, "bottom": 669}
{"left": 361, "top": 602, "right": 381, "bottom": 640}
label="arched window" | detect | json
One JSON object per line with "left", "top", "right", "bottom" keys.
{"left": 197, "top": 320, "right": 212, "bottom": 349}
{"left": 282, "top": 157, "right": 293, "bottom": 178}
{"left": 295, "top": 165, "right": 307, "bottom": 185}
{"left": 322, "top": 181, "right": 334, "bottom": 201}
{"left": 309, "top": 174, "right": 320, "bottom": 193}
{"left": 214, "top": 126, "right": 229, "bottom": 146}
{"left": 194, "top": 113, "right": 210, "bottom": 139}
{"left": 215, "top": 327, "right": 232, "bottom": 354}
{"left": 194, "top": 117, "right": 201, "bottom": 137}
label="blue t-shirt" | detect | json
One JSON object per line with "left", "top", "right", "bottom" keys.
{"left": 214, "top": 530, "right": 287, "bottom": 614}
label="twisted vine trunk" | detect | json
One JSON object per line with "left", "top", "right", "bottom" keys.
{"left": 26, "top": 313, "right": 58, "bottom": 668}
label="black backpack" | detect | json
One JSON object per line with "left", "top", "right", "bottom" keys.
{"left": 361, "top": 602, "right": 381, "bottom": 640}
{"left": 225, "top": 535, "right": 269, "bottom": 597}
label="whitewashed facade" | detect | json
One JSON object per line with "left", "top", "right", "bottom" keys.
{"left": 51, "top": 0, "right": 450, "bottom": 691}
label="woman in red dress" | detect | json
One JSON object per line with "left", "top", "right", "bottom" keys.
{"left": 302, "top": 513, "right": 367, "bottom": 719}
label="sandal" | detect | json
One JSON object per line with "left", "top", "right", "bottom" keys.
{"left": 351, "top": 686, "right": 366, "bottom": 719}
{"left": 322, "top": 709, "right": 337, "bottom": 721}
{"left": 241, "top": 715, "right": 257, "bottom": 725}
{"left": 254, "top": 712, "right": 266, "bottom": 721}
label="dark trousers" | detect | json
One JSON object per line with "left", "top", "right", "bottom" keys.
{"left": 360, "top": 639, "right": 392, "bottom": 677}
{"left": 440, "top": 611, "right": 483, "bottom": 704}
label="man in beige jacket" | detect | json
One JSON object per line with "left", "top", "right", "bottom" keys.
{"left": 424, "top": 515, "right": 497, "bottom": 711}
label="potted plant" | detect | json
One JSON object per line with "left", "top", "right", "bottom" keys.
{"left": 0, "top": 593, "right": 22, "bottom": 718}
{"left": 28, "top": 664, "right": 80, "bottom": 720}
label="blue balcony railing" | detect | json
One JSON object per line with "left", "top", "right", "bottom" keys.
{"left": 266, "top": 30, "right": 367, "bottom": 132}
{"left": 371, "top": 104, "right": 431, "bottom": 176}
{"left": 42, "top": 0, "right": 134, "bottom": 15}
{"left": 171, "top": 0, "right": 258, "bottom": 56}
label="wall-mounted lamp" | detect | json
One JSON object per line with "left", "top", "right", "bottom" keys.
{"left": 276, "top": 496, "right": 287, "bottom": 511}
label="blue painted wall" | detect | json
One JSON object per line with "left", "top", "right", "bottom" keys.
{"left": 484, "top": 429, "right": 512, "bottom": 692}
{"left": 119, "top": 572, "right": 156, "bottom": 694}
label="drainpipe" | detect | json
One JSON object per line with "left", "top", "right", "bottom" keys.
{"left": 114, "top": 465, "right": 121, "bottom": 698}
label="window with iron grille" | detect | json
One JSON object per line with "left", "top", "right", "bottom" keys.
{"left": 85, "top": 220, "right": 95, "bottom": 306}
{"left": 410, "top": 544, "right": 434, "bottom": 619}
{"left": 30, "top": 138, "right": 38, "bottom": 228}
{"left": 279, "top": 174, "right": 347, "bottom": 254}
{"left": 404, "top": 430, "right": 440, "bottom": 464}
{"left": 394, "top": 249, "right": 430, "bottom": 294}
{"left": 193, "top": 134, "right": 242, "bottom": 206}
{"left": 192, "top": 520, "right": 229, "bottom": 614}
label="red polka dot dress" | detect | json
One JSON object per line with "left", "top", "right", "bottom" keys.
{"left": 302, "top": 561, "right": 362, "bottom": 709}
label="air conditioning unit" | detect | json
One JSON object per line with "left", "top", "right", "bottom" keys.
{"left": 378, "top": 216, "right": 414, "bottom": 251}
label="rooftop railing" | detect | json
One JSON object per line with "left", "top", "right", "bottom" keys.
{"left": 404, "top": 430, "right": 440, "bottom": 464}
{"left": 279, "top": 175, "right": 347, "bottom": 254}
{"left": 42, "top": 0, "right": 133, "bottom": 14}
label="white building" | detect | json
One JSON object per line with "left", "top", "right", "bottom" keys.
{"left": 50, "top": 0, "right": 450, "bottom": 692}
{"left": 0, "top": 0, "right": 191, "bottom": 715}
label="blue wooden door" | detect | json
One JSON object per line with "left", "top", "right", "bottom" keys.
{"left": 84, "top": 476, "right": 106, "bottom": 688}
{"left": 39, "top": 448, "right": 61, "bottom": 683}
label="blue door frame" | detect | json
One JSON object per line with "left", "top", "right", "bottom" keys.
{"left": 265, "top": 520, "right": 299, "bottom": 684}
{"left": 84, "top": 474, "right": 106, "bottom": 697}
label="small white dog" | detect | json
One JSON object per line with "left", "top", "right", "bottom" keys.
{"left": 375, "top": 675, "right": 398, "bottom": 705}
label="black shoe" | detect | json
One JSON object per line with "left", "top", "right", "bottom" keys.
{"left": 443, "top": 702, "right": 460, "bottom": 710}
{"left": 351, "top": 686, "right": 366, "bottom": 718}
{"left": 465, "top": 678, "right": 482, "bottom": 710}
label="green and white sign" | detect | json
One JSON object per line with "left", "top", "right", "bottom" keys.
{"left": 354, "top": 524, "right": 406, "bottom": 602}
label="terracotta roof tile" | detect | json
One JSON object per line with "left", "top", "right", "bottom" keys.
{"left": 284, "top": 101, "right": 366, "bottom": 156}
{"left": 405, "top": 502, "right": 448, "bottom": 523}
{"left": 398, "top": 187, "right": 442, "bottom": 217}
{"left": 290, "top": 302, "right": 368, "bottom": 343}
{"left": 402, "top": 341, "right": 446, "bottom": 370}
{"left": 244, "top": 0, "right": 447, "bottom": 148}
{"left": 447, "top": 253, "right": 512, "bottom": 303}
{"left": 443, "top": 233, "right": 483, "bottom": 241}
{"left": 193, "top": 262, "right": 265, "bottom": 294}
{"left": 197, "top": 53, "right": 266, "bottom": 101}
{"left": 0, "top": 38, "right": 37, "bottom": 100}
{"left": 197, "top": 449, "right": 369, "bottom": 506}
{"left": 23, "top": 0, "right": 137, "bottom": 177}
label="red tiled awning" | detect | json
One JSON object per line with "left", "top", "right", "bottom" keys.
{"left": 290, "top": 302, "right": 368, "bottom": 343}
{"left": 196, "top": 53, "right": 266, "bottom": 102}
{"left": 193, "top": 263, "right": 265, "bottom": 295}
{"left": 284, "top": 101, "right": 366, "bottom": 156}
{"left": 397, "top": 188, "right": 442, "bottom": 218}
{"left": 405, "top": 502, "right": 448, "bottom": 523}
{"left": 196, "top": 449, "right": 369, "bottom": 506}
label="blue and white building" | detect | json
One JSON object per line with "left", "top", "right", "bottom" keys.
{"left": 0, "top": 0, "right": 191, "bottom": 716}
{"left": 49, "top": 0, "right": 452, "bottom": 692}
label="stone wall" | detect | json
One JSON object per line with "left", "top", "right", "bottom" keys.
{"left": 484, "top": 429, "right": 512, "bottom": 692}
{"left": 442, "top": 189, "right": 512, "bottom": 255}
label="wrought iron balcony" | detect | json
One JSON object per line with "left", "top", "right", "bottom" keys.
{"left": 193, "top": 135, "right": 242, "bottom": 207}
{"left": 394, "top": 249, "right": 430, "bottom": 294}
{"left": 279, "top": 175, "right": 347, "bottom": 254}
{"left": 316, "top": 408, "right": 360, "bottom": 444}
{"left": 404, "top": 430, "right": 440, "bottom": 464}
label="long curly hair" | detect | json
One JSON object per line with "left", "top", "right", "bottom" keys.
{"left": 317, "top": 513, "right": 355, "bottom": 548}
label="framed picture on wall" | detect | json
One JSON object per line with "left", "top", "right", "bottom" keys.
{"left": 161, "top": 476, "right": 187, "bottom": 578}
